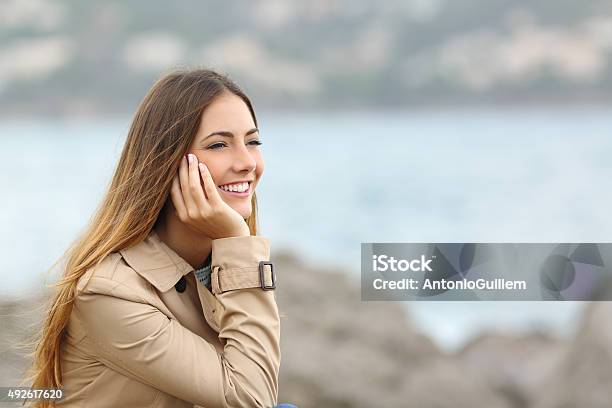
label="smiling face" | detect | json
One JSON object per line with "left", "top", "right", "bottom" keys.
{"left": 189, "top": 91, "right": 264, "bottom": 219}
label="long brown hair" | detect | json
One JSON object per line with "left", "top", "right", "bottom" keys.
{"left": 22, "top": 68, "right": 260, "bottom": 406}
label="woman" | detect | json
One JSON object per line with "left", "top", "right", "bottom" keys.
{"left": 25, "top": 68, "right": 293, "bottom": 408}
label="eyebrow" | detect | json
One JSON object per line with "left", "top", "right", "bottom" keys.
{"left": 202, "top": 128, "right": 259, "bottom": 141}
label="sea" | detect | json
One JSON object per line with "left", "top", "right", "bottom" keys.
{"left": 2, "top": 106, "right": 611, "bottom": 350}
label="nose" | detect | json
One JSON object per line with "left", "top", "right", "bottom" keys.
{"left": 231, "top": 142, "right": 257, "bottom": 173}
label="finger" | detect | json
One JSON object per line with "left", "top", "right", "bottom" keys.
{"left": 187, "top": 154, "right": 209, "bottom": 210}
{"left": 179, "top": 154, "right": 197, "bottom": 216}
{"left": 198, "top": 161, "right": 221, "bottom": 205}
{"left": 170, "top": 174, "right": 188, "bottom": 221}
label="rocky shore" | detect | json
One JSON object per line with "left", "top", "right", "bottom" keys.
{"left": 1, "top": 250, "right": 610, "bottom": 407}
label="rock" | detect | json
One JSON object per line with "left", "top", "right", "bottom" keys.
{"left": 273, "top": 249, "right": 514, "bottom": 408}
{"left": 532, "top": 302, "right": 612, "bottom": 408}
{"left": 456, "top": 331, "right": 566, "bottom": 408}
{"left": 0, "top": 294, "right": 48, "bottom": 387}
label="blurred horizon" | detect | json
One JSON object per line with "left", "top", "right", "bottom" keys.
{"left": 1, "top": 0, "right": 612, "bottom": 117}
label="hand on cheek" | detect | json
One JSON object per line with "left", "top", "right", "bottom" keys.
{"left": 169, "top": 153, "right": 250, "bottom": 239}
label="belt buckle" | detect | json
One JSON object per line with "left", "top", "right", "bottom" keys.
{"left": 258, "top": 261, "right": 276, "bottom": 290}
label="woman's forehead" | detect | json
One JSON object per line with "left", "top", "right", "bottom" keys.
{"left": 199, "top": 92, "right": 255, "bottom": 133}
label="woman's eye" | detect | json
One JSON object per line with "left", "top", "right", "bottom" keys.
{"left": 207, "top": 142, "right": 226, "bottom": 150}
{"left": 207, "top": 140, "right": 262, "bottom": 150}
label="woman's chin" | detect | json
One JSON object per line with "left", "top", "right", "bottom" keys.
{"left": 219, "top": 195, "right": 252, "bottom": 219}
{"left": 231, "top": 204, "right": 252, "bottom": 220}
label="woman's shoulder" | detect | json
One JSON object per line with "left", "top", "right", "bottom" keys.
{"left": 75, "top": 251, "right": 152, "bottom": 303}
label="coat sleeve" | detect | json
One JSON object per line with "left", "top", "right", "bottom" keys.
{"left": 73, "top": 236, "right": 280, "bottom": 408}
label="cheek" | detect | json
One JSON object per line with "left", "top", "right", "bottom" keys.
{"left": 201, "top": 161, "right": 223, "bottom": 185}
{"left": 255, "top": 157, "right": 264, "bottom": 179}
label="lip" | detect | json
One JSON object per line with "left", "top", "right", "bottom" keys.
{"left": 218, "top": 180, "right": 254, "bottom": 187}
{"left": 217, "top": 182, "right": 252, "bottom": 198}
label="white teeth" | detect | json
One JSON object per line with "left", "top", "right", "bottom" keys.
{"left": 219, "top": 182, "right": 249, "bottom": 193}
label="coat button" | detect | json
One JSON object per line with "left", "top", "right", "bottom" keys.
{"left": 174, "top": 276, "right": 187, "bottom": 293}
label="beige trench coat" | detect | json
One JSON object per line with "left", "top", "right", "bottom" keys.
{"left": 56, "top": 230, "right": 280, "bottom": 407}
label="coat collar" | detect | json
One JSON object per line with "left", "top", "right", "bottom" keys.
{"left": 119, "top": 229, "right": 194, "bottom": 292}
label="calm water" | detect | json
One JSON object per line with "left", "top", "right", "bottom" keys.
{"left": 2, "top": 106, "right": 611, "bottom": 350}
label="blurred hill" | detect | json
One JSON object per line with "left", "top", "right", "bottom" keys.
{"left": 1, "top": 0, "right": 612, "bottom": 116}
